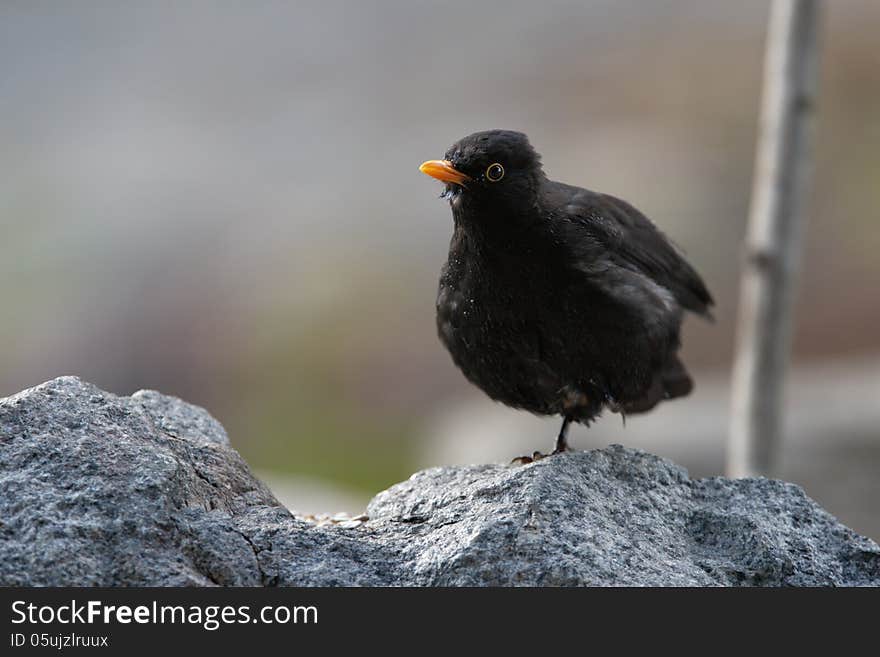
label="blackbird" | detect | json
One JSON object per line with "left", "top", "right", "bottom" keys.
{"left": 419, "top": 130, "right": 713, "bottom": 458}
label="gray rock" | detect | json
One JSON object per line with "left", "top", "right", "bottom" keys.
{"left": 1, "top": 377, "right": 878, "bottom": 586}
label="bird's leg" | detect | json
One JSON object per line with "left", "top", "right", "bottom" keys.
{"left": 552, "top": 416, "right": 573, "bottom": 454}
{"left": 511, "top": 417, "right": 573, "bottom": 465}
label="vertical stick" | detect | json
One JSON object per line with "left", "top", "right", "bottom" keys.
{"left": 728, "top": 0, "right": 822, "bottom": 478}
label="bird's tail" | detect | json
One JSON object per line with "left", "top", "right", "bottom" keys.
{"left": 621, "top": 354, "right": 693, "bottom": 414}
{"left": 659, "top": 354, "right": 693, "bottom": 400}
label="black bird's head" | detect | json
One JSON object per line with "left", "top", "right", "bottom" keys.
{"left": 420, "top": 130, "right": 544, "bottom": 219}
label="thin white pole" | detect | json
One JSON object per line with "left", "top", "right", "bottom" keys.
{"left": 728, "top": 0, "right": 823, "bottom": 478}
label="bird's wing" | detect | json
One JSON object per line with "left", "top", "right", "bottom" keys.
{"left": 551, "top": 184, "right": 714, "bottom": 318}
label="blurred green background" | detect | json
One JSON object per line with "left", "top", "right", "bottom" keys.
{"left": 2, "top": 2, "right": 878, "bottom": 534}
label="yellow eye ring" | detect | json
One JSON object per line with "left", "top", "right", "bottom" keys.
{"left": 485, "top": 163, "right": 505, "bottom": 182}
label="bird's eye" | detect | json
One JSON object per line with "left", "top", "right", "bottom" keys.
{"left": 485, "top": 163, "right": 505, "bottom": 182}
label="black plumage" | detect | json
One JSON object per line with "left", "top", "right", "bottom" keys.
{"left": 420, "top": 130, "right": 713, "bottom": 456}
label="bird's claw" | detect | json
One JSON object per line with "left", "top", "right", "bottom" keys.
{"left": 510, "top": 451, "right": 549, "bottom": 465}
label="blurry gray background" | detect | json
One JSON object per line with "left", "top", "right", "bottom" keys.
{"left": 2, "top": 2, "right": 878, "bottom": 535}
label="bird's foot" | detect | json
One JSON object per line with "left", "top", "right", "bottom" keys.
{"left": 510, "top": 451, "right": 550, "bottom": 465}
{"left": 511, "top": 445, "right": 574, "bottom": 464}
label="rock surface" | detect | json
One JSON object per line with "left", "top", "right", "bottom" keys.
{"left": 1, "top": 377, "right": 878, "bottom": 586}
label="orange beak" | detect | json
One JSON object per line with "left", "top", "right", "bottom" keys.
{"left": 419, "top": 160, "right": 471, "bottom": 186}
